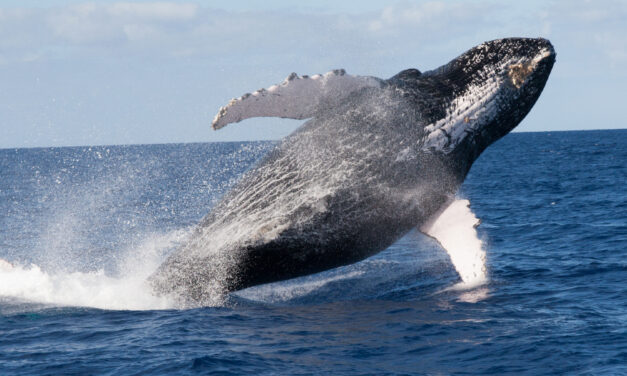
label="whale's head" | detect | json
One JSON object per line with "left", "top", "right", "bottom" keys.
{"left": 419, "top": 37, "right": 555, "bottom": 170}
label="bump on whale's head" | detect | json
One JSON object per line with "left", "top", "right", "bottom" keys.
{"left": 420, "top": 38, "right": 555, "bottom": 163}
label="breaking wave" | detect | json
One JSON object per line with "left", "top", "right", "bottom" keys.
{"left": 0, "top": 230, "right": 188, "bottom": 311}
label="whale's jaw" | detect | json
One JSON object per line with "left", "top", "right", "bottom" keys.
{"left": 420, "top": 38, "right": 555, "bottom": 168}
{"left": 472, "top": 38, "right": 556, "bottom": 155}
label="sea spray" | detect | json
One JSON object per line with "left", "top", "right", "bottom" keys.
{"left": 0, "top": 265, "right": 171, "bottom": 310}
{"left": 0, "top": 198, "right": 488, "bottom": 309}
{"left": 236, "top": 270, "right": 366, "bottom": 304}
{"left": 0, "top": 229, "right": 189, "bottom": 310}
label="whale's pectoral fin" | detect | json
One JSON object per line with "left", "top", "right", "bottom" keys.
{"left": 211, "top": 69, "right": 383, "bottom": 130}
{"left": 419, "top": 199, "right": 487, "bottom": 285}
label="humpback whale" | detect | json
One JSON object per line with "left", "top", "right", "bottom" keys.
{"left": 150, "top": 38, "right": 555, "bottom": 306}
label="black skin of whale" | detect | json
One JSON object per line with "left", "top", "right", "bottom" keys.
{"left": 150, "top": 38, "right": 555, "bottom": 305}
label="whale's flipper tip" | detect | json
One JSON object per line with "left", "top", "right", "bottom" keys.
{"left": 210, "top": 69, "right": 383, "bottom": 130}
{"left": 420, "top": 199, "right": 487, "bottom": 286}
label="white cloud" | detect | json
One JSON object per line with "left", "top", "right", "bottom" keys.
{"left": 107, "top": 2, "right": 198, "bottom": 20}
{"left": 545, "top": 0, "right": 627, "bottom": 70}
{"left": 0, "top": 0, "right": 625, "bottom": 74}
{"left": 47, "top": 4, "right": 125, "bottom": 44}
{"left": 368, "top": 1, "right": 492, "bottom": 33}
{"left": 45, "top": 2, "right": 198, "bottom": 44}
{"left": 1, "top": 0, "right": 626, "bottom": 147}
{"left": 0, "top": 1, "right": 503, "bottom": 63}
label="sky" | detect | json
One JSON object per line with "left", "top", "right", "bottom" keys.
{"left": 1, "top": 0, "right": 626, "bottom": 148}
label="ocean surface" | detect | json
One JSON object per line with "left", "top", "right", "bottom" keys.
{"left": 0, "top": 130, "right": 625, "bottom": 375}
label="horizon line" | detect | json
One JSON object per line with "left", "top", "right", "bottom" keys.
{"left": 1, "top": 127, "right": 625, "bottom": 151}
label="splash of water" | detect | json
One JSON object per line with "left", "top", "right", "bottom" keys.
{"left": 0, "top": 265, "right": 170, "bottom": 310}
{"left": 0, "top": 230, "right": 188, "bottom": 311}
{"left": 0, "top": 194, "right": 488, "bottom": 310}
{"left": 421, "top": 198, "right": 488, "bottom": 287}
{"left": 236, "top": 270, "right": 365, "bottom": 303}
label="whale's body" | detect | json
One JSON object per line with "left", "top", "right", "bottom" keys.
{"left": 150, "top": 38, "right": 555, "bottom": 306}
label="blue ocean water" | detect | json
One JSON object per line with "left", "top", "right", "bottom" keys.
{"left": 0, "top": 130, "right": 625, "bottom": 375}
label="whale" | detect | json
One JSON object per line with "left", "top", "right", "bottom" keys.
{"left": 149, "top": 38, "right": 555, "bottom": 306}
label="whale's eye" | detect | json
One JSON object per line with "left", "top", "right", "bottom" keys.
{"left": 508, "top": 62, "right": 534, "bottom": 89}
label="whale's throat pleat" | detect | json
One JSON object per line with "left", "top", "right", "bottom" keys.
{"left": 422, "top": 70, "right": 503, "bottom": 153}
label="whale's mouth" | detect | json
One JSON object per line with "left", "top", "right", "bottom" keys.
{"left": 508, "top": 47, "right": 555, "bottom": 89}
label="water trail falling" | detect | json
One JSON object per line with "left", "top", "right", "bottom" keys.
{"left": 236, "top": 270, "right": 365, "bottom": 303}
{"left": 421, "top": 198, "right": 487, "bottom": 287}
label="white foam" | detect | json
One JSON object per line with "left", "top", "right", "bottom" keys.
{"left": 0, "top": 265, "right": 170, "bottom": 310}
{"left": 0, "top": 230, "right": 189, "bottom": 311}
{"left": 236, "top": 270, "right": 365, "bottom": 303}
{"left": 0, "top": 259, "right": 13, "bottom": 271}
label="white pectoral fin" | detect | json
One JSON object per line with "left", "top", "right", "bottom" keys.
{"left": 420, "top": 199, "right": 487, "bottom": 285}
{"left": 211, "top": 69, "right": 382, "bottom": 130}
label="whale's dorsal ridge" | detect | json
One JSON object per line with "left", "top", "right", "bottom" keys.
{"left": 211, "top": 70, "right": 383, "bottom": 130}
{"left": 388, "top": 68, "right": 422, "bottom": 82}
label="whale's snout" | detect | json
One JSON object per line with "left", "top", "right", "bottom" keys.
{"left": 508, "top": 39, "right": 555, "bottom": 96}
{"left": 507, "top": 39, "right": 555, "bottom": 89}
{"left": 420, "top": 37, "right": 556, "bottom": 162}
{"left": 469, "top": 38, "right": 555, "bottom": 157}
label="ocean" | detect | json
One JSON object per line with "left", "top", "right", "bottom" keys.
{"left": 0, "top": 130, "right": 625, "bottom": 375}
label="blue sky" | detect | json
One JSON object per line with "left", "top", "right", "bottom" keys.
{"left": 1, "top": 0, "right": 626, "bottom": 148}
